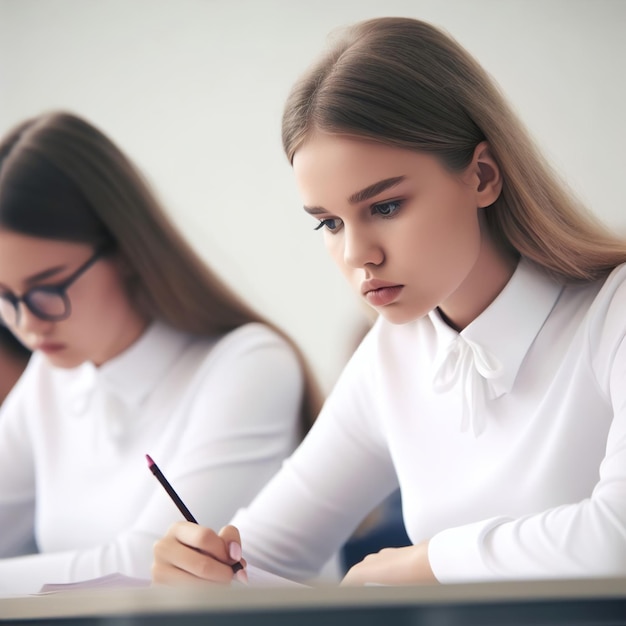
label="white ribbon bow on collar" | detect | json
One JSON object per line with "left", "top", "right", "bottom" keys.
{"left": 432, "top": 335, "right": 504, "bottom": 437}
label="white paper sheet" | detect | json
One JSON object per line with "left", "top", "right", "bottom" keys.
{"left": 36, "top": 565, "right": 309, "bottom": 594}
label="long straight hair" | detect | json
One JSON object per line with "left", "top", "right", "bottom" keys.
{"left": 0, "top": 111, "right": 322, "bottom": 436}
{"left": 282, "top": 17, "right": 626, "bottom": 283}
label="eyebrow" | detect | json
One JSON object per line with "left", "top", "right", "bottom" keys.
{"left": 24, "top": 265, "right": 68, "bottom": 287}
{"left": 0, "top": 265, "right": 69, "bottom": 295}
{"left": 303, "top": 176, "right": 406, "bottom": 215}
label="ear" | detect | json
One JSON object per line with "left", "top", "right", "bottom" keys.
{"left": 466, "top": 141, "right": 502, "bottom": 208}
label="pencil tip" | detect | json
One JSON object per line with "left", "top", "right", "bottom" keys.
{"left": 145, "top": 454, "right": 154, "bottom": 467}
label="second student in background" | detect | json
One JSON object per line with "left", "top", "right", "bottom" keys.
{"left": 0, "top": 111, "right": 321, "bottom": 593}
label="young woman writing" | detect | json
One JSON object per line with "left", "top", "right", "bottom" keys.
{"left": 0, "top": 111, "right": 321, "bottom": 593}
{"left": 152, "top": 16, "right": 626, "bottom": 586}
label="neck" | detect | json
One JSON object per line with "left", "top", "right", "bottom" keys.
{"left": 93, "top": 313, "right": 151, "bottom": 367}
{"left": 438, "top": 233, "right": 518, "bottom": 332}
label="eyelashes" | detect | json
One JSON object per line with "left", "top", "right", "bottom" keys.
{"left": 374, "top": 200, "right": 402, "bottom": 217}
{"left": 313, "top": 218, "right": 342, "bottom": 232}
{"left": 313, "top": 199, "right": 404, "bottom": 233}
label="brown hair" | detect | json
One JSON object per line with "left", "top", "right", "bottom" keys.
{"left": 282, "top": 17, "right": 626, "bottom": 283}
{"left": 0, "top": 325, "right": 31, "bottom": 362}
{"left": 0, "top": 111, "right": 322, "bottom": 436}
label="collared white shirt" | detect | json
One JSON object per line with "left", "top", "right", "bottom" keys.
{"left": 0, "top": 321, "right": 303, "bottom": 593}
{"left": 232, "top": 259, "right": 626, "bottom": 583}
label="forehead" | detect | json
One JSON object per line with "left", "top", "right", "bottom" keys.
{"left": 292, "top": 133, "right": 442, "bottom": 204}
{"left": 0, "top": 230, "right": 91, "bottom": 279}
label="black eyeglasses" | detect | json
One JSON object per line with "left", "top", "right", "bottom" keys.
{"left": 0, "top": 247, "right": 110, "bottom": 327}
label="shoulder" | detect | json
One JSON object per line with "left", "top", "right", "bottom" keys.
{"left": 583, "top": 264, "right": 626, "bottom": 340}
{"left": 331, "top": 314, "right": 427, "bottom": 389}
{"left": 0, "top": 352, "right": 87, "bottom": 424}
{"left": 190, "top": 323, "right": 301, "bottom": 378}
{"left": 211, "top": 322, "right": 297, "bottom": 358}
{"left": 597, "top": 262, "right": 626, "bottom": 299}
{"left": 6, "top": 350, "right": 80, "bottom": 390}
{"left": 565, "top": 264, "right": 626, "bottom": 382}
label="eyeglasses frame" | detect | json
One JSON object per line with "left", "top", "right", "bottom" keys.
{"left": 0, "top": 245, "right": 112, "bottom": 326}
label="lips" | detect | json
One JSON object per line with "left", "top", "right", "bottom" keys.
{"left": 33, "top": 342, "right": 65, "bottom": 353}
{"left": 361, "top": 280, "right": 404, "bottom": 307}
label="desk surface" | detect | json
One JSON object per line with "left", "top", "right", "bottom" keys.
{"left": 1, "top": 577, "right": 626, "bottom": 625}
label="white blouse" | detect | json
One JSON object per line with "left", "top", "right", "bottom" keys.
{"left": 0, "top": 321, "right": 303, "bottom": 593}
{"left": 232, "top": 259, "right": 626, "bottom": 583}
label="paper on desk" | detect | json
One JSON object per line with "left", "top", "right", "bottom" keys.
{"left": 37, "top": 565, "right": 308, "bottom": 594}
{"left": 39, "top": 573, "right": 151, "bottom": 593}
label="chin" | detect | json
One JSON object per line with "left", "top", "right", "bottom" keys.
{"left": 378, "top": 306, "right": 429, "bottom": 326}
{"left": 43, "top": 352, "right": 85, "bottom": 369}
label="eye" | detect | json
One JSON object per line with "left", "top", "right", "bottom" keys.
{"left": 373, "top": 200, "right": 402, "bottom": 218}
{"left": 313, "top": 218, "right": 344, "bottom": 233}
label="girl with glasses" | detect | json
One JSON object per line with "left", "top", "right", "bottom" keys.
{"left": 0, "top": 111, "right": 322, "bottom": 593}
{"left": 153, "top": 17, "right": 626, "bottom": 586}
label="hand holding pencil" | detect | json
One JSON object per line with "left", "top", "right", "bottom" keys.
{"left": 147, "top": 454, "right": 247, "bottom": 583}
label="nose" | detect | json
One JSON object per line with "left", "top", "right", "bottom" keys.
{"left": 342, "top": 224, "right": 384, "bottom": 269}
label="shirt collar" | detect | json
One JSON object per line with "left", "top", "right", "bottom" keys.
{"left": 95, "top": 320, "right": 193, "bottom": 408}
{"left": 429, "top": 259, "right": 564, "bottom": 435}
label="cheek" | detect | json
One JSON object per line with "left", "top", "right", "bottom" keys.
{"left": 324, "top": 234, "right": 345, "bottom": 266}
{"left": 428, "top": 193, "right": 481, "bottom": 255}
{"left": 449, "top": 208, "right": 482, "bottom": 258}
{"left": 394, "top": 197, "right": 481, "bottom": 286}
{"left": 429, "top": 209, "right": 483, "bottom": 289}
{"left": 72, "top": 271, "right": 134, "bottom": 327}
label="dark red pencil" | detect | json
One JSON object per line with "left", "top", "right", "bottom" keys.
{"left": 146, "top": 454, "right": 197, "bottom": 523}
{"left": 145, "top": 454, "right": 243, "bottom": 574}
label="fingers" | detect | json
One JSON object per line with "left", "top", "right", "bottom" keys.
{"left": 340, "top": 551, "right": 382, "bottom": 587}
{"left": 341, "top": 548, "right": 403, "bottom": 586}
{"left": 340, "top": 544, "right": 436, "bottom": 586}
{"left": 152, "top": 521, "right": 243, "bottom": 585}
{"left": 218, "top": 524, "right": 242, "bottom": 560}
{"left": 219, "top": 525, "right": 248, "bottom": 583}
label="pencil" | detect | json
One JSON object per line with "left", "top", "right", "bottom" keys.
{"left": 146, "top": 454, "right": 197, "bottom": 523}
{"left": 145, "top": 454, "right": 244, "bottom": 574}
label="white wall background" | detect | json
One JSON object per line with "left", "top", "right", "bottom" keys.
{"left": 1, "top": 0, "right": 625, "bottom": 392}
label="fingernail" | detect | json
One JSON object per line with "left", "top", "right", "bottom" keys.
{"left": 229, "top": 541, "right": 242, "bottom": 561}
{"left": 235, "top": 569, "right": 248, "bottom": 584}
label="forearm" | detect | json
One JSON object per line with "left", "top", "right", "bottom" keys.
{"left": 0, "top": 532, "right": 155, "bottom": 594}
{"left": 429, "top": 500, "right": 626, "bottom": 582}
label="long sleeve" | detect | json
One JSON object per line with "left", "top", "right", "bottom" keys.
{"left": 135, "top": 324, "right": 305, "bottom": 534}
{"left": 428, "top": 270, "right": 626, "bottom": 582}
{"left": 0, "top": 323, "right": 304, "bottom": 594}
{"left": 236, "top": 264, "right": 626, "bottom": 585}
{"left": 429, "top": 339, "right": 626, "bottom": 580}
{"left": 232, "top": 334, "right": 400, "bottom": 583}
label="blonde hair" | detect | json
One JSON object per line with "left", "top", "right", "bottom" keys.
{"left": 0, "top": 111, "right": 322, "bottom": 435}
{"left": 282, "top": 17, "right": 626, "bottom": 283}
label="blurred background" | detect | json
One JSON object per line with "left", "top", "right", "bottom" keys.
{"left": 1, "top": 0, "right": 625, "bottom": 392}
